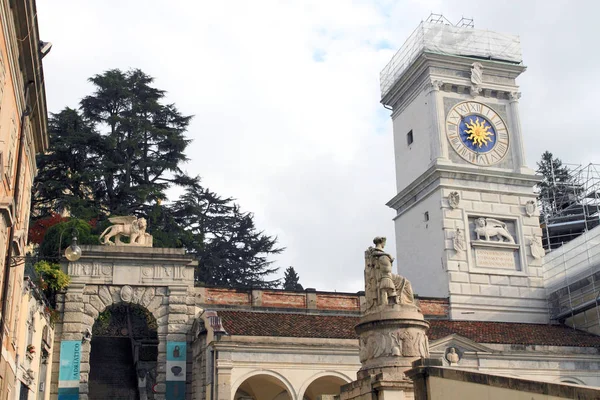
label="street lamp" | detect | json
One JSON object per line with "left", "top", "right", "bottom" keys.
{"left": 59, "top": 228, "right": 82, "bottom": 262}
{"left": 64, "top": 235, "right": 81, "bottom": 262}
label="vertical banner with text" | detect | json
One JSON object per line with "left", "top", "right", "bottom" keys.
{"left": 166, "top": 341, "right": 186, "bottom": 400}
{"left": 58, "top": 340, "right": 81, "bottom": 400}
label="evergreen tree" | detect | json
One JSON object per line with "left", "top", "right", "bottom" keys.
{"left": 536, "top": 151, "right": 578, "bottom": 218}
{"left": 32, "top": 108, "right": 104, "bottom": 219}
{"left": 80, "top": 69, "right": 194, "bottom": 215}
{"left": 171, "top": 183, "right": 283, "bottom": 288}
{"left": 283, "top": 266, "right": 303, "bottom": 291}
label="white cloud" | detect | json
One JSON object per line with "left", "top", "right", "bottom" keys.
{"left": 37, "top": 0, "right": 600, "bottom": 293}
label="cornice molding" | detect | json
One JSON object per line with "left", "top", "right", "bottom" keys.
{"left": 387, "top": 162, "right": 540, "bottom": 214}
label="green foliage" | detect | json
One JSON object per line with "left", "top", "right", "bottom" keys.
{"left": 283, "top": 266, "right": 303, "bottom": 291}
{"left": 32, "top": 108, "right": 105, "bottom": 220}
{"left": 34, "top": 261, "right": 70, "bottom": 292}
{"left": 146, "top": 203, "right": 186, "bottom": 248}
{"left": 40, "top": 219, "right": 97, "bottom": 259}
{"left": 171, "top": 183, "right": 283, "bottom": 288}
{"left": 35, "top": 260, "right": 70, "bottom": 307}
{"left": 80, "top": 68, "right": 194, "bottom": 216}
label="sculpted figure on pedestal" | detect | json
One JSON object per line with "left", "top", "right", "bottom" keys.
{"left": 365, "top": 237, "right": 415, "bottom": 312}
{"left": 99, "top": 216, "right": 153, "bottom": 247}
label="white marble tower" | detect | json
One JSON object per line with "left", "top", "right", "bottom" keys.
{"left": 383, "top": 19, "right": 547, "bottom": 323}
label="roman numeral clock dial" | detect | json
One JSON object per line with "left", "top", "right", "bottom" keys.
{"left": 445, "top": 101, "right": 509, "bottom": 166}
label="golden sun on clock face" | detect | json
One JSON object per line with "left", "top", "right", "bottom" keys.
{"left": 445, "top": 101, "right": 509, "bottom": 166}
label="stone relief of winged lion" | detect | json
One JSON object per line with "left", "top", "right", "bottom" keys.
{"left": 474, "top": 217, "right": 515, "bottom": 243}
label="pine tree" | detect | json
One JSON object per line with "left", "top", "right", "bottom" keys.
{"left": 171, "top": 183, "right": 283, "bottom": 288}
{"left": 80, "top": 69, "right": 194, "bottom": 215}
{"left": 536, "top": 151, "right": 578, "bottom": 218}
{"left": 32, "top": 108, "right": 104, "bottom": 219}
{"left": 283, "top": 266, "right": 303, "bottom": 291}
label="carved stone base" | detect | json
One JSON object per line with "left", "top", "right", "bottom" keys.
{"left": 340, "top": 304, "right": 428, "bottom": 399}
{"left": 356, "top": 304, "right": 429, "bottom": 378}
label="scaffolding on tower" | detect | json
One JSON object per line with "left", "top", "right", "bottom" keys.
{"left": 541, "top": 164, "right": 600, "bottom": 333}
{"left": 540, "top": 163, "right": 600, "bottom": 251}
{"left": 379, "top": 13, "right": 522, "bottom": 99}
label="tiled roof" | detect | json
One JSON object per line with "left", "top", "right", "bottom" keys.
{"left": 218, "top": 310, "right": 357, "bottom": 339}
{"left": 217, "top": 310, "right": 600, "bottom": 347}
{"left": 428, "top": 320, "right": 600, "bottom": 347}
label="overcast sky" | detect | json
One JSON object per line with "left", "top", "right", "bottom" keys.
{"left": 36, "top": 1, "right": 600, "bottom": 293}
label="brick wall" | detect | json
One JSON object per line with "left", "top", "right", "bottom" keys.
{"left": 417, "top": 297, "right": 449, "bottom": 318}
{"left": 262, "top": 292, "right": 306, "bottom": 308}
{"left": 199, "top": 288, "right": 250, "bottom": 306}
{"left": 316, "top": 294, "right": 360, "bottom": 311}
{"left": 195, "top": 286, "right": 448, "bottom": 317}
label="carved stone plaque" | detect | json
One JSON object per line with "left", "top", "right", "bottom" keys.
{"left": 474, "top": 247, "right": 516, "bottom": 269}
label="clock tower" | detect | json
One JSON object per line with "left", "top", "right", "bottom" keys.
{"left": 383, "top": 16, "right": 547, "bottom": 323}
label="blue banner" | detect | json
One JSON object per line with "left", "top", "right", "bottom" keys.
{"left": 58, "top": 340, "right": 81, "bottom": 400}
{"left": 166, "top": 341, "right": 186, "bottom": 400}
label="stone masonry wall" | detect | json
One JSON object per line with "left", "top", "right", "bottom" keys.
{"left": 441, "top": 187, "right": 548, "bottom": 323}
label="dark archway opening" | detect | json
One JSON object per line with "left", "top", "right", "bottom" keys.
{"left": 89, "top": 303, "right": 158, "bottom": 400}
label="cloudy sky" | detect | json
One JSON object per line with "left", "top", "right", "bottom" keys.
{"left": 36, "top": 1, "right": 600, "bottom": 293}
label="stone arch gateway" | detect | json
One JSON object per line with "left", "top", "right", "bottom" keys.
{"left": 50, "top": 245, "right": 197, "bottom": 400}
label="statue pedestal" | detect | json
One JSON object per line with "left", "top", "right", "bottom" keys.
{"left": 340, "top": 304, "right": 429, "bottom": 400}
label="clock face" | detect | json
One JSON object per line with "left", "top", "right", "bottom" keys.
{"left": 445, "top": 101, "right": 509, "bottom": 166}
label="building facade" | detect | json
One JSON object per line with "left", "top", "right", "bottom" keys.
{"left": 0, "top": 0, "right": 49, "bottom": 398}
{"left": 191, "top": 287, "right": 600, "bottom": 400}
{"left": 13, "top": 274, "right": 54, "bottom": 400}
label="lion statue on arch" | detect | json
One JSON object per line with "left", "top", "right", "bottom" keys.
{"left": 99, "top": 216, "right": 152, "bottom": 247}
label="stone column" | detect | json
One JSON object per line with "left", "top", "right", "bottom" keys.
{"left": 508, "top": 92, "right": 528, "bottom": 171}
{"left": 216, "top": 353, "right": 233, "bottom": 400}
{"left": 428, "top": 80, "right": 448, "bottom": 162}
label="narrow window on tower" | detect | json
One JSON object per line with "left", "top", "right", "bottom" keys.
{"left": 424, "top": 211, "right": 429, "bottom": 222}
{"left": 406, "top": 130, "right": 413, "bottom": 146}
